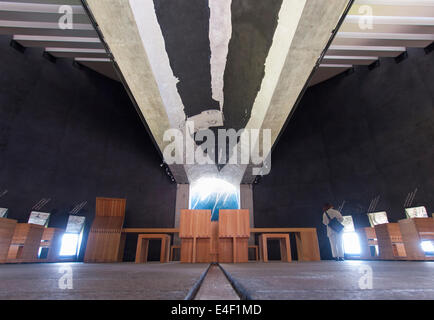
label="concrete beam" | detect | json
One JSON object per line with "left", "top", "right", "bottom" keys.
{"left": 241, "top": 0, "right": 351, "bottom": 183}
{"left": 84, "top": 0, "right": 188, "bottom": 183}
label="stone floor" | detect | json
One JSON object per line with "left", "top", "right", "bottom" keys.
{"left": 194, "top": 265, "right": 240, "bottom": 300}
{"left": 0, "top": 262, "right": 208, "bottom": 300}
{"left": 1, "top": 260, "right": 433, "bottom": 300}
{"left": 221, "top": 260, "right": 434, "bottom": 300}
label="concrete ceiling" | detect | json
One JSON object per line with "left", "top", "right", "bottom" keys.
{"left": 0, "top": 0, "right": 117, "bottom": 78}
{"left": 83, "top": 0, "right": 351, "bottom": 185}
{"left": 2, "top": 0, "right": 432, "bottom": 184}
{"left": 310, "top": 0, "right": 434, "bottom": 86}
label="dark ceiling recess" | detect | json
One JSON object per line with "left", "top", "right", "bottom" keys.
{"left": 153, "top": 0, "right": 219, "bottom": 118}
{"left": 222, "top": 0, "right": 283, "bottom": 132}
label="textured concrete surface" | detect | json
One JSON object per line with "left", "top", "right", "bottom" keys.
{"left": 2, "top": 261, "right": 434, "bottom": 300}
{"left": 194, "top": 265, "right": 239, "bottom": 300}
{"left": 0, "top": 262, "right": 208, "bottom": 300}
{"left": 86, "top": 0, "right": 188, "bottom": 183}
{"left": 222, "top": 261, "right": 434, "bottom": 300}
{"left": 86, "top": 0, "right": 350, "bottom": 184}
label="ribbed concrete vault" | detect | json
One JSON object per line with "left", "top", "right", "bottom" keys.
{"left": 83, "top": 0, "right": 350, "bottom": 184}
{"left": 2, "top": 2, "right": 433, "bottom": 182}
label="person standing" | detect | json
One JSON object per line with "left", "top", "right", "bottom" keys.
{"left": 322, "top": 203, "right": 345, "bottom": 261}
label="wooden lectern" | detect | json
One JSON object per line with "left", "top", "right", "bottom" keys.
{"left": 0, "top": 217, "right": 17, "bottom": 263}
{"left": 84, "top": 197, "right": 126, "bottom": 263}
{"left": 179, "top": 210, "right": 212, "bottom": 263}
{"left": 7, "top": 223, "right": 45, "bottom": 263}
{"left": 375, "top": 223, "right": 406, "bottom": 260}
{"left": 399, "top": 218, "right": 434, "bottom": 260}
{"left": 218, "top": 209, "right": 250, "bottom": 263}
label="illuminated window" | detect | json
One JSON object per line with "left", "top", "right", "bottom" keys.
{"left": 28, "top": 211, "right": 50, "bottom": 226}
{"left": 405, "top": 206, "right": 428, "bottom": 219}
{"left": 189, "top": 178, "right": 240, "bottom": 220}
{"left": 0, "top": 208, "right": 8, "bottom": 218}
{"left": 342, "top": 215, "right": 361, "bottom": 255}
{"left": 367, "top": 211, "right": 388, "bottom": 227}
{"left": 60, "top": 234, "right": 80, "bottom": 256}
{"left": 59, "top": 215, "right": 85, "bottom": 257}
{"left": 421, "top": 241, "right": 434, "bottom": 254}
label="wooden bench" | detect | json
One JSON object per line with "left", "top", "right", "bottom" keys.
{"left": 135, "top": 234, "right": 171, "bottom": 263}
{"left": 258, "top": 233, "right": 291, "bottom": 262}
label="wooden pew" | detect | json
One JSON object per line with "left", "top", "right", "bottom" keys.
{"left": 399, "top": 218, "right": 434, "bottom": 260}
{"left": 0, "top": 217, "right": 17, "bottom": 263}
{"left": 218, "top": 209, "right": 250, "bottom": 263}
{"left": 84, "top": 198, "right": 126, "bottom": 263}
{"left": 39, "top": 228, "right": 64, "bottom": 262}
{"left": 7, "top": 223, "right": 44, "bottom": 263}
{"left": 375, "top": 223, "right": 406, "bottom": 260}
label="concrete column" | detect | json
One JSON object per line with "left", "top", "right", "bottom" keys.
{"left": 240, "top": 184, "right": 254, "bottom": 244}
{"left": 174, "top": 184, "right": 189, "bottom": 245}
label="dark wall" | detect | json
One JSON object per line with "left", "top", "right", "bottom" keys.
{"left": 254, "top": 48, "right": 434, "bottom": 259}
{"left": 0, "top": 36, "right": 177, "bottom": 261}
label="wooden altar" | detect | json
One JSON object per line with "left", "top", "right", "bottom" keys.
{"left": 179, "top": 209, "right": 212, "bottom": 263}
{"left": 218, "top": 209, "right": 250, "bottom": 263}
{"left": 178, "top": 209, "right": 250, "bottom": 263}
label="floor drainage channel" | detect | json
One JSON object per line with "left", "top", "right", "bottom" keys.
{"left": 185, "top": 263, "right": 247, "bottom": 300}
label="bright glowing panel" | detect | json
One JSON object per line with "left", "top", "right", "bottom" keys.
{"left": 405, "top": 206, "right": 428, "bottom": 219}
{"left": 189, "top": 178, "right": 240, "bottom": 220}
{"left": 342, "top": 216, "right": 355, "bottom": 232}
{"left": 343, "top": 232, "right": 361, "bottom": 255}
{"left": 60, "top": 233, "right": 80, "bottom": 256}
{"left": 367, "top": 211, "right": 388, "bottom": 227}
{"left": 421, "top": 241, "right": 434, "bottom": 253}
